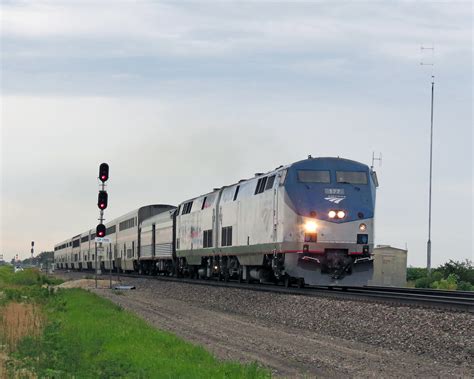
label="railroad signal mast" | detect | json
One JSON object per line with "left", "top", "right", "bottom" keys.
{"left": 97, "top": 163, "right": 109, "bottom": 235}
{"left": 95, "top": 163, "right": 109, "bottom": 288}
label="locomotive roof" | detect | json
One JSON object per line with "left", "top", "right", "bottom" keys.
{"left": 178, "top": 156, "right": 368, "bottom": 205}
{"left": 291, "top": 156, "right": 368, "bottom": 167}
{"left": 290, "top": 157, "right": 369, "bottom": 171}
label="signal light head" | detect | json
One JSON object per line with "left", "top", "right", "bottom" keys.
{"left": 96, "top": 224, "right": 106, "bottom": 238}
{"left": 97, "top": 191, "right": 108, "bottom": 210}
{"left": 99, "top": 163, "right": 109, "bottom": 183}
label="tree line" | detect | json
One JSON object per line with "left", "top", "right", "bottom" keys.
{"left": 15, "top": 251, "right": 54, "bottom": 267}
{"left": 407, "top": 259, "right": 473, "bottom": 291}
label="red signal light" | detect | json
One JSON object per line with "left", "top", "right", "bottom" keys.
{"left": 97, "top": 191, "right": 108, "bottom": 210}
{"left": 96, "top": 224, "right": 106, "bottom": 238}
{"left": 99, "top": 163, "right": 109, "bottom": 183}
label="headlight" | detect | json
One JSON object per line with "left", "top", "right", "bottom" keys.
{"left": 359, "top": 223, "right": 367, "bottom": 231}
{"left": 328, "top": 210, "right": 336, "bottom": 219}
{"left": 304, "top": 221, "right": 317, "bottom": 233}
{"left": 337, "top": 210, "right": 345, "bottom": 219}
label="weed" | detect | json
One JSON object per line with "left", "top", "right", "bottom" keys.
{"left": 11, "top": 289, "right": 270, "bottom": 378}
{"left": 0, "top": 266, "right": 269, "bottom": 378}
{"left": 0, "top": 303, "right": 44, "bottom": 353}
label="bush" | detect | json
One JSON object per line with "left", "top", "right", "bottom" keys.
{"left": 431, "top": 273, "right": 458, "bottom": 290}
{"left": 3, "top": 286, "right": 54, "bottom": 304}
{"left": 409, "top": 260, "right": 473, "bottom": 291}
{"left": 415, "top": 276, "right": 433, "bottom": 288}
{"left": 430, "top": 271, "right": 443, "bottom": 282}
{"left": 0, "top": 266, "right": 62, "bottom": 289}
{"left": 407, "top": 267, "right": 428, "bottom": 281}
{"left": 458, "top": 281, "right": 474, "bottom": 291}
{"left": 436, "top": 260, "right": 474, "bottom": 285}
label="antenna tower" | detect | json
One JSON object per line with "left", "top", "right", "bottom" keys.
{"left": 420, "top": 45, "right": 435, "bottom": 274}
{"left": 371, "top": 152, "right": 382, "bottom": 170}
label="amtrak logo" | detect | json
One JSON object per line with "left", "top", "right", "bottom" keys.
{"left": 324, "top": 196, "right": 346, "bottom": 204}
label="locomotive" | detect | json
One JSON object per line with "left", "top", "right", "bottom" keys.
{"left": 54, "top": 157, "right": 378, "bottom": 286}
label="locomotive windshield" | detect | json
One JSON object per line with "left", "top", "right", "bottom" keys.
{"left": 336, "top": 171, "right": 368, "bottom": 184}
{"left": 297, "top": 170, "right": 330, "bottom": 183}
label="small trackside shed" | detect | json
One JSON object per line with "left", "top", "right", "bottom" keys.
{"left": 369, "top": 245, "right": 407, "bottom": 287}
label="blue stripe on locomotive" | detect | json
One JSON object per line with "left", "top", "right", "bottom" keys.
{"left": 284, "top": 157, "right": 376, "bottom": 223}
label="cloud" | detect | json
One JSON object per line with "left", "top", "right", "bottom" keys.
{"left": 1, "top": 1, "right": 470, "bottom": 60}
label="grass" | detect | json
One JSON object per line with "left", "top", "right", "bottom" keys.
{"left": 0, "top": 302, "right": 44, "bottom": 352}
{"left": 0, "top": 266, "right": 269, "bottom": 378}
{"left": 0, "top": 265, "right": 62, "bottom": 307}
{"left": 0, "top": 265, "right": 62, "bottom": 288}
{"left": 24, "top": 289, "right": 268, "bottom": 378}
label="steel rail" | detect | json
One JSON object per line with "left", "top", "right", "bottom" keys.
{"left": 101, "top": 272, "right": 474, "bottom": 313}
{"left": 320, "top": 285, "right": 474, "bottom": 298}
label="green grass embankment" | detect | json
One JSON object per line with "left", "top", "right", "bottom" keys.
{"left": 0, "top": 266, "right": 269, "bottom": 378}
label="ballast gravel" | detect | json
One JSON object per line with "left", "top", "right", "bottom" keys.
{"left": 127, "top": 277, "right": 473, "bottom": 366}
{"left": 58, "top": 272, "right": 473, "bottom": 377}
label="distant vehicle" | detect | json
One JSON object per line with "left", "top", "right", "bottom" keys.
{"left": 14, "top": 265, "right": 24, "bottom": 273}
{"left": 54, "top": 156, "right": 378, "bottom": 286}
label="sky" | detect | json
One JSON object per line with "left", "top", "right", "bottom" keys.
{"left": 0, "top": 1, "right": 472, "bottom": 267}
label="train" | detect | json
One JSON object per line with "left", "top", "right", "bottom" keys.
{"left": 54, "top": 156, "right": 379, "bottom": 286}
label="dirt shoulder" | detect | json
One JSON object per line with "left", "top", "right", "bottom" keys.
{"left": 87, "top": 277, "right": 473, "bottom": 378}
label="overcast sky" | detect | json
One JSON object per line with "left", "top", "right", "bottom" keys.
{"left": 1, "top": 1, "right": 472, "bottom": 266}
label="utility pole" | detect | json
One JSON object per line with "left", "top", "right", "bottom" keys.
{"left": 421, "top": 45, "right": 435, "bottom": 274}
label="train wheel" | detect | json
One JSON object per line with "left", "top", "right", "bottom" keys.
{"left": 284, "top": 276, "right": 292, "bottom": 288}
{"left": 245, "top": 267, "right": 251, "bottom": 284}
{"left": 297, "top": 278, "right": 305, "bottom": 288}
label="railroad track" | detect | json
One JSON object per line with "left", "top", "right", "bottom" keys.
{"left": 90, "top": 271, "right": 474, "bottom": 313}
